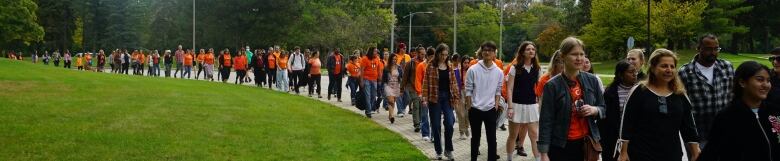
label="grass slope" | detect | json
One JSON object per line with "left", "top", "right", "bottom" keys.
{"left": 0, "top": 58, "right": 426, "bottom": 161}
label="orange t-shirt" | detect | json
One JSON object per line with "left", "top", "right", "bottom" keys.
{"left": 233, "top": 56, "right": 247, "bottom": 70}
{"left": 183, "top": 53, "right": 193, "bottom": 66}
{"left": 414, "top": 62, "right": 427, "bottom": 95}
{"left": 221, "top": 54, "right": 232, "bottom": 67}
{"left": 347, "top": 62, "right": 360, "bottom": 77}
{"left": 267, "top": 54, "right": 277, "bottom": 69}
{"left": 197, "top": 53, "right": 205, "bottom": 63}
{"left": 360, "top": 57, "right": 383, "bottom": 81}
{"left": 535, "top": 74, "right": 553, "bottom": 98}
{"left": 567, "top": 79, "right": 589, "bottom": 140}
{"left": 278, "top": 56, "right": 289, "bottom": 69}
{"left": 309, "top": 58, "right": 322, "bottom": 75}
{"left": 204, "top": 53, "right": 215, "bottom": 65}
{"left": 333, "top": 55, "right": 343, "bottom": 74}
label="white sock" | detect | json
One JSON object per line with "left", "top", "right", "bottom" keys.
{"left": 507, "top": 154, "right": 513, "bottom": 161}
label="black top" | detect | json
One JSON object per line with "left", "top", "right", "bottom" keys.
{"left": 598, "top": 84, "right": 623, "bottom": 161}
{"left": 438, "top": 69, "right": 450, "bottom": 93}
{"left": 697, "top": 100, "right": 780, "bottom": 161}
{"left": 621, "top": 85, "right": 699, "bottom": 161}
{"left": 766, "top": 74, "right": 780, "bottom": 107}
{"left": 511, "top": 65, "right": 539, "bottom": 104}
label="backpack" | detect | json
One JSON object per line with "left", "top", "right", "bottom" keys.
{"left": 355, "top": 88, "right": 366, "bottom": 110}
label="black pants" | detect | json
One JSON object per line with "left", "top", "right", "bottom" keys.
{"left": 291, "top": 70, "right": 304, "bottom": 93}
{"left": 328, "top": 73, "right": 343, "bottom": 99}
{"left": 309, "top": 74, "right": 321, "bottom": 96}
{"left": 235, "top": 69, "right": 246, "bottom": 84}
{"left": 254, "top": 68, "right": 265, "bottom": 86}
{"left": 267, "top": 69, "right": 276, "bottom": 88}
{"left": 221, "top": 66, "right": 231, "bottom": 82}
{"left": 548, "top": 139, "right": 585, "bottom": 161}
{"left": 122, "top": 63, "right": 129, "bottom": 74}
{"left": 64, "top": 61, "right": 71, "bottom": 68}
{"left": 469, "top": 107, "right": 498, "bottom": 161}
{"left": 54, "top": 60, "right": 60, "bottom": 66}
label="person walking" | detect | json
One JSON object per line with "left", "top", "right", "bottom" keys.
{"left": 163, "top": 50, "right": 173, "bottom": 77}
{"left": 218, "top": 49, "right": 232, "bottom": 83}
{"left": 204, "top": 48, "right": 215, "bottom": 81}
{"left": 276, "top": 51, "right": 290, "bottom": 92}
{"left": 505, "top": 41, "right": 542, "bottom": 161}
{"left": 359, "top": 47, "right": 383, "bottom": 118}
{"left": 53, "top": 49, "right": 61, "bottom": 67}
{"left": 195, "top": 49, "right": 205, "bottom": 79}
{"left": 598, "top": 60, "right": 639, "bottom": 161}
{"left": 617, "top": 49, "right": 701, "bottom": 161}
{"left": 626, "top": 49, "right": 647, "bottom": 80}
{"left": 174, "top": 45, "right": 185, "bottom": 78}
{"left": 183, "top": 49, "right": 194, "bottom": 79}
{"left": 97, "top": 50, "right": 106, "bottom": 72}
{"left": 422, "top": 43, "right": 460, "bottom": 160}
{"left": 308, "top": 51, "right": 323, "bottom": 97}
{"left": 252, "top": 49, "right": 266, "bottom": 87}
{"left": 326, "top": 48, "right": 346, "bottom": 101}
{"left": 697, "top": 61, "right": 779, "bottom": 161}
{"left": 465, "top": 41, "right": 504, "bottom": 161}
{"left": 678, "top": 34, "right": 734, "bottom": 147}
{"left": 63, "top": 50, "right": 72, "bottom": 69}
{"left": 538, "top": 37, "right": 606, "bottom": 161}
{"left": 267, "top": 47, "right": 278, "bottom": 89}
{"left": 233, "top": 50, "right": 248, "bottom": 84}
{"left": 346, "top": 54, "right": 361, "bottom": 105}
{"left": 767, "top": 47, "right": 780, "bottom": 107}
{"left": 288, "top": 47, "right": 307, "bottom": 94}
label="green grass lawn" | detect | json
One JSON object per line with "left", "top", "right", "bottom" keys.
{"left": 0, "top": 58, "right": 426, "bottom": 161}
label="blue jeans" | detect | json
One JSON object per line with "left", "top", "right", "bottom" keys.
{"left": 429, "top": 90, "right": 455, "bottom": 154}
{"left": 398, "top": 89, "right": 409, "bottom": 115}
{"left": 347, "top": 77, "right": 359, "bottom": 104}
{"left": 277, "top": 70, "right": 289, "bottom": 92}
{"left": 362, "top": 80, "right": 377, "bottom": 116}
{"left": 375, "top": 82, "right": 386, "bottom": 111}
{"left": 184, "top": 66, "right": 192, "bottom": 78}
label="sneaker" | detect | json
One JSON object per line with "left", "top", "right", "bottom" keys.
{"left": 444, "top": 151, "right": 454, "bottom": 160}
{"left": 500, "top": 124, "right": 507, "bottom": 131}
{"left": 517, "top": 146, "right": 528, "bottom": 156}
{"left": 435, "top": 154, "right": 442, "bottom": 160}
{"left": 398, "top": 113, "right": 405, "bottom": 118}
{"left": 414, "top": 127, "right": 421, "bottom": 132}
{"left": 422, "top": 136, "right": 430, "bottom": 142}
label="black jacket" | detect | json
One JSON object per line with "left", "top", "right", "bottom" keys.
{"left": 598, "top": 84, "right": 623, "bottom": 161}
{"left": 698, "top": 100, "right": 780, "bottom": 161}
{"left": 326, "top": 53, "right": 345, "bottom": 77}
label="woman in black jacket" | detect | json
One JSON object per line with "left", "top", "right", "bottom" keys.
{"left": 698, "top": 61, "right": 779, "bottom": 161}
{"left": 598, "top": 60, "right": 638, "bottom": 161}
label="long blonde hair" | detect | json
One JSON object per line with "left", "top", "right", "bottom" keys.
{"left": 642, "top": 48, "right": 686, "bottom": 94}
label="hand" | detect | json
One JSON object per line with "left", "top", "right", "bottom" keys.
{"left": 540, "top": 153, "right": 550, "bottom": 161}
{"left": 618, "top": 152, "right": 629, "bottom": 161}
{"left": 579, "top": 105, "right": 598, "bottom": 117}
{"left": 507, "top": 108, "right": 514, "bottom": 118}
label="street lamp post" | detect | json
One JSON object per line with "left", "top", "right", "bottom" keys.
{"left": 403, "top": 11, "right": 433, "bottom": 53}
{"left": 192, "top": 0, "right": 195, "bottom": 51}
{"left": 391, "top": 0, "right": 395, "bottom": 54}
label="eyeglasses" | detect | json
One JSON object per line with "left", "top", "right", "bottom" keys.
{"left": 769, "top": 55, "right": 780, "bottom": 62}
{"left": 700, "top": 47, "right": 721, "bottom": 52}
{"left": 658, "top": 97, "right": 668, "bottom": 115}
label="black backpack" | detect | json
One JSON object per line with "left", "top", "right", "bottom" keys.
{"left": 355, "top": 88, "right": 366, "bottom": 110}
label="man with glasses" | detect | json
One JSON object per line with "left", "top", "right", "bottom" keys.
{"left": 766, "top": 47, "right": 780, "bottom": 107}
{"left": 678, "top": 34, "right": 734, "bottom": 147}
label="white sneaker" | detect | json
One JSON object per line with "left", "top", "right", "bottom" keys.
{"left": 422, "top": 136, "right": 430, "bottom": 142}
{"left": 398, "top": 113, "right": 405, "bottom": 117}
{"left": 436, "top": 154, "right": 442, "bottom": 160}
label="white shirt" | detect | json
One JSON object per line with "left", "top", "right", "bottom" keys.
{"left": 465, "top": 60, "right": 504, "bottom": 111}
{"left": 695, "top": 61, "right": 715, "bottom": 85}
{"left": 288, "top": 52, "right": 306, "bottom": 71}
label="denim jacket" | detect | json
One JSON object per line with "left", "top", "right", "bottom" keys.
{"left": 538, "top": 72, "right": 606, "bottom": 153}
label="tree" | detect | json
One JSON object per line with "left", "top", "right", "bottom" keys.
{"left": 534, "top": 23, "right": 567, "bottom": 58}
{"left": 0, "top": 0, "right": 44, "bottom": 49}
{"left": 650, "top": 0, "right": 706, "bottom": 50}
{"left": 582, "top": 0, "right": 647, "bottom": 60}
{"left": 455, "top": 3, "right": 499, "bottom": 58}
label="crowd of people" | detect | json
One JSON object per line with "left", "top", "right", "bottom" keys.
{"left": 5, "top": 34, "right": 780, "bottom": 161}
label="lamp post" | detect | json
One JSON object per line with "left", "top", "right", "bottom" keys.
{"left": 403, "top": 11, "right": 433, "bottom": 53}
{"left": 192, "top": 0, "right": 195, "bottom": 51}
{"left": 391, "top": 0, "right": 395, "bottom": 54}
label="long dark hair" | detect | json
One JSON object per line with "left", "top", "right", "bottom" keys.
{"left": 432, "top": 43, "right": 450, "bottom": 67}
{"left": 385, "top": 53, "right": 398, "bottom": 73}
{"left": 608, "top": 60, "right": 633, "bottom": 89}
{"left": 367, "top": 47, "right": 377, "bottom": 59}
{"left": 514, "top": 41, "right": 541, "bottom": 74}
{"left": 733, "top": 61, "right": 771, "bottom": 100}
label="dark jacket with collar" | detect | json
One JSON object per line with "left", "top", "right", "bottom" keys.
{"left": 326, "top": 53, "right": 345, "bottom": 77}
{"left": 538, "top": 72, "right": 607, "bottom": 153}
{"left": 697, "top": 100, "right": 780, "bottom": 161}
